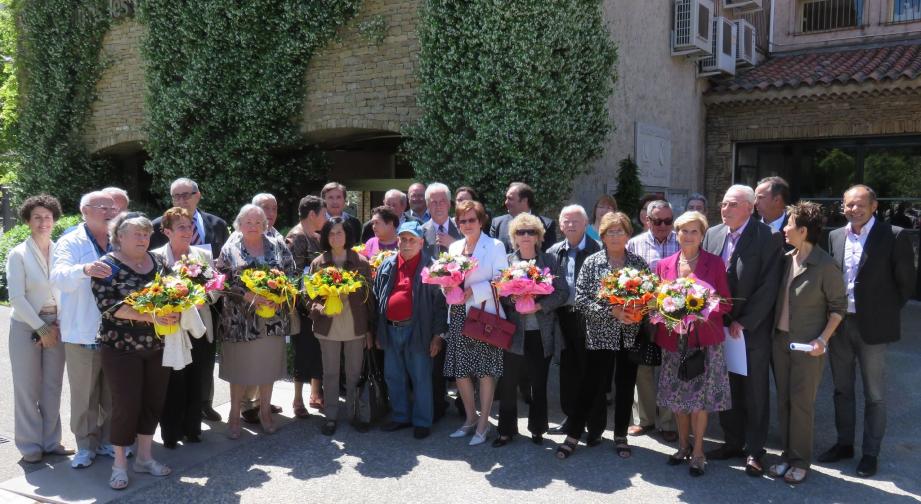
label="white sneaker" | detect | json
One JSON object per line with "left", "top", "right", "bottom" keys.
{"left": 96, "top": 444, "right": 134, "bottom": 458}
{"left": 71, "top": 449, "right": 96, "bottom": 469}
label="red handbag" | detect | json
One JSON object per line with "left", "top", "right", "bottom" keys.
{"left": 462, "top": 285, "right": 515, "bottom": 350}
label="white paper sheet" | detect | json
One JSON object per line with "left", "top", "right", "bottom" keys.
{"left": 723, "top": 327, "right": 748, "bottom": 376}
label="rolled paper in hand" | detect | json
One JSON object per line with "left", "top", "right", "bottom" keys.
{"left": 790, "top": 342, "right": 813, "bottom": 352}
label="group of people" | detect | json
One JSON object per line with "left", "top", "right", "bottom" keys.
{"left": 6, "top": 175, "right": 916, "bottom": 490}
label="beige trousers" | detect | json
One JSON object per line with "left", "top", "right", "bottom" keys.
{"left": 65, "top": 343, "right": 112, "bottom": 451}
{"left": 632, "top": 364, "right": 676, "bottom": 430}
{"left": 10, "top": 315, "right": 65, "bottom": 457}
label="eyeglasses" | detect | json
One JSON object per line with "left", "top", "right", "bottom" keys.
{"left": 87, "top": 205, "right": 118, "bottom": 212}
{"left": 171, "top": 191, "right": 199, "bottom": 200}
{"left": 515, "top": 229, "right": 539, "bottom": 237}
{"left": 720, "top": 201, "right": 741, "bottom": 209}
{"left": 456, "top": 217, "right": 479, "bottom": 225}
{"left": 649, "top": 217, "right": 674, "bottom": 227}
{"left": 603, "top": 229, "right": 627, "bottom": 237}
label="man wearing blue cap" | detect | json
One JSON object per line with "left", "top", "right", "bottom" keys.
{"left": 372, "top": 221, "right": 448, "bottom": 439}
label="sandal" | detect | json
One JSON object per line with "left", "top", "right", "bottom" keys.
{"left": 309, "top": 396, "right": 324, "bottom": 410}
{"left": 614, "top": 437, "right": 632, "bottom": 459}
{"left": 556, "top": 437, "right": 579, "bottom": 460}
{"left": 109, "top": 466, "right": 129, "bottom": 490}
{"left": 668, "top": 446, "right": 692, "bottom": 466}
{"left": 132, "top": 458, "right": 171, "bottom": 477}
{"left": 783, "top": 467, "right": 808, "bottom": 484}
{"left": 689, "top": 455, "right": 706, "bottom": 477}
{"left": 769, "top": 461, "right": 791, "bottom": 478}
{"left": 293, "top": 405, "right": 311, "bottom": 419}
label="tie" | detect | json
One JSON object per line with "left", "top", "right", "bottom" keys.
{"left": 191, "top": 224, "right": 202, "bottom": 246}
{"left": 723, "top": 231, "right": 740, "bottom": 268}
{"left": 439, "top": 224, "right": 445, "bottom": 234}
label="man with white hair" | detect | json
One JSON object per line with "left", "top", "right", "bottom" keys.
{"left": 101, "top": 187, "right": 130, "bottom": 213}
{"left": 150, "top": 177, "right": 229, "bottom": 422}
{"left": 702, "top": 184, "right": 783, "bottom": 477}
{"left": 51, "top": 191, "right": 123, "bottom": 468}
{"left": 361, "top": 189, "right": 421, "bottom": 242}
{"left": 546, "top": 204, "right": 601, "bottom": 435}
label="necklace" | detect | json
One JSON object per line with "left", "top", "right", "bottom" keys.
{"left": 679, "top": 252, "right": 700, "bottom": 264}
{"left": 607, "top": 255, "right": 626, "bottom": 269}
{"left": 117, "top": 252, "right": 146, "bottom": 270}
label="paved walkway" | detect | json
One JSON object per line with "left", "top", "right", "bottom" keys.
{"left": 0, "top": 305, "right": 919, "bottom": 503}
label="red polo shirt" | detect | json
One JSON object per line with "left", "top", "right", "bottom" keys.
{"left": 386, "top": 252, "right": 420, "bottom": 321}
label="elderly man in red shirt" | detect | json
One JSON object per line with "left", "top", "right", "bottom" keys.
{"left": 372, "top": 221, "right": 448, "bottom": 439}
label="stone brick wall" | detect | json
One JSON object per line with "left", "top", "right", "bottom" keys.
{"left": 83, "top": 18, "right": 147, "bottom": 154}
{"left": 704, "top": 85, "right": 921, "bottom": 212}
{"left": 301, "top": 0, "right": 420, "bottom": 138}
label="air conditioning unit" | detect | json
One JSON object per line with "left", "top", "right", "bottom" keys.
{"left": 672, "top": 0, "right": 714, "bottom": 57}
{"left": 698, "top": 17, "right": 737, "bottom": 77}
{"left": 723, "top": 0, "right": 763, "bottom": 11}
{"left": 734, "top": 19, "right": 757, "bottom": 66}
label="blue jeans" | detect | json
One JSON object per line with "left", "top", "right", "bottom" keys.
{"left": 385, "top": 325, "right": 434, "bottom": 427}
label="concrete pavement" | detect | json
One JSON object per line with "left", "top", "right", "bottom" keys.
{"left": 0, "top": 305, "right": 919, "bottom": 503}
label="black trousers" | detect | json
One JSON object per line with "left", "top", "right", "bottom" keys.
{"left": 160, "top": 353, "right": 203, "bottom": 443}
{"left": 718, "top": 330, "right": 771, "bottom": 457}
{"left": 558, "top": 309, "right": 596, "bottom": 422}
{"left": 432, "top": 344, "right": 448, "bottom": 419}
{"left": 292, "top": 306, "right": 323, "bottom": 382}
{"left": 565, "top": 348, "right": 638, "bottom": 440}
{"left": 498, "top": 331, "right": 551, "bottom": 437}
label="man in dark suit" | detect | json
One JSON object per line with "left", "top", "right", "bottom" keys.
{"left": 360, "top": 189, "right": 422, "bottom": 243}
{"left": 818, "top": 185, "right": 916, "bottom": 478}
{"left": 546, "top": 204, "right": 601, "bottom": 435}
{"left": 322, "top": 182, "right": 362, "bottom": 242}
{"left": 419, "top": 183, "right": 462, "bottom": 420}
{"left": 702, "top": 184, "right": 783, "bottom": 476}
{"left": 755, "top": 176, "right": 794, "bottom": 252}
{"left": 149, "top": 177, "right": 230, "bottom": 422}
{"left": 489, "top": 182, "right": 557, "bottom": 252}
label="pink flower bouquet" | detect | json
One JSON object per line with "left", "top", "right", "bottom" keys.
{"left": 494, "top": 260, "right": 555, "bottom": 313}
{"left": 421, "top": 252, "right": 479, "bottom": 304}
{"left": 648, "top": 274, "right": 723, "bottom": 335}
{"left": 173, "top": 255, "right": 226, "bottom": 293}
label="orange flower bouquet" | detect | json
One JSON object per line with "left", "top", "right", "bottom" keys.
{"left": 598, "top": 267, "right": 660, "bottom": 323}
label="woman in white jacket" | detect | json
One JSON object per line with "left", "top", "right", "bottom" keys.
{"left": 150, "top": 207, "right": 216, "bottom": 448}
{"left": 443, "top": 200, "right": 510, "bottom": 446}
{"left": 7, "top": 195, "right": 71, "bottom": 463}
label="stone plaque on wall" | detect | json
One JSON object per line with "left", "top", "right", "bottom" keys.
{"left": 635, "top": 122, "right": 671, "bottom": 188}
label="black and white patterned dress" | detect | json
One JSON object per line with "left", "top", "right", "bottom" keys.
{"left": 574, "top": 250, "right": 648, "bottom": 350}
{"left": 443, "top": 304, "right": 504, "bottom": 378}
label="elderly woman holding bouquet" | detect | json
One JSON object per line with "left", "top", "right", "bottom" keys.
{"left": 493, "top": 214, "right": 568, "bottom": 447}
{"left": 443, "top": 200, "right": 509, "bottom": 446}
{"left": 768, "top": 202, "right": 845, "bottom": 484}
{"left": 306, "top": 217, "right": 374, "bottom": 436}
{"left": 151, "top": 207, "right": 220, "bottom": 448}
{"left": 557, "top": 212, "right": 645, "bottom": 459}
{"left": 653, "top": 211, "right": 732, "bottom": 477}
{"left": 91, "top": 213, "right": 176, "bottom": 489}
{"left": 216, "top": 204, "right": 296, "bottom": 439}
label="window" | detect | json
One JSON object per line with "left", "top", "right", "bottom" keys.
{"left": 892, "top": 0, "right": 921, "bottom": 22}
{"left": 799, "top": 0, "right": 864, "bottom": 33}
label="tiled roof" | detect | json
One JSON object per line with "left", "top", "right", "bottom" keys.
{"left": 709, "top": 41, "right": 921, "bottom": 93}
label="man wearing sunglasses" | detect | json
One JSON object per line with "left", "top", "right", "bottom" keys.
{"left": 626, "top": 200, "right": 680, "bottom": 442}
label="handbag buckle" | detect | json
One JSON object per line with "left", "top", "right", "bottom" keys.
{"left": 484, "top": 324, "right": 493, "bottom": 333}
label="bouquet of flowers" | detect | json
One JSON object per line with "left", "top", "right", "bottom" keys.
{"left": 598, "top": 267, "right": 660, "bottom": 323}
{"left": 172, "top": 255, "right": 226, "bottom": 293}
{"left": 304, "top": 266, "right": 365, "bottom": 316}
{"left": 648, "top": 275, "right": 724, "bottom": 335}
{"left": 352, "top": 243, "right": 367, "bottom": 257}
{"left": 420, "top": 252, "right": 479, "bottom": 304}
{"left": 493, "top": 260, "right": 555, "bottom": 313}
{"left": 368, "top": 249, "right": 397, "bottom": 279}
{"left": 240, "top": 267, "right": 298, "bottom": 318}
{"left": 124, "top": 274, "right": 207, "bottom": 336}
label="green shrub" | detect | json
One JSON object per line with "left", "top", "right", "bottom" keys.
{"left": 0, "top": 214, "right": 82, "bottom": 301}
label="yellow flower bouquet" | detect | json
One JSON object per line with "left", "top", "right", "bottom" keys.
{"left": 304, "top": 266, "right": 365, "bottom": 316}
{"left": 240, "top": 267, "right": 298, "bottom": 318}
{"left": 124, "top": 274, "right": 207, "bottom": 336}
{"left": 368, "top": 249, "right": 397, "bottom": 279}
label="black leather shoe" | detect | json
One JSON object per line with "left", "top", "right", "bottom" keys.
{"left": 549, "top": 419, "right": 569, "bottom": 434}
{"left": 351, "top": 420, "right": 371, "bottom": 433}
{"left": 201, "top": 407, "right": 221, "bottom": 422}
{"left": 380, "top": 421, "right": 412, "bottom": 432}
{"left": 163, "top": 439, "right": 178, "bottom": 449}
{"left": 492, "top": 435, "right": 513, "bottom": 448}
{"left": 241, "top": 408, "right": 260, "bottom": 424}
{"left": 321, "top": 421, "right": 337, "bottom": 436}
{"left": 856, "top": 455, "right": 878, "bottom": 478}
{"left": 185, "top": 434, "right": 202, "bottom": 443}
{"left": 817, "top": 443, "right": 854, "bottom": 463}
{"left": 413, "top": 427, "right": 431, "bottom": 439}
{"left": 705, "top": 444, "right": 745, "bottom": 460}
{"left": 531, "top": 434, "right": 543, "bottom": 445}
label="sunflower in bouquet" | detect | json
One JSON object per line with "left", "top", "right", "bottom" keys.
{"left": 124, "top": 274, "right": 207, "bottom": 336}
{"left": 648, "top": 274, "right": 724, "bottom": 335}
{"left": 598, "top": 267, "right": 660, "bottom": 323}
{"left": 240, "top": 267, "right": 298, "bottom": 318}
{"left": 303, "top": 266, "right": 366, "bottom": 316}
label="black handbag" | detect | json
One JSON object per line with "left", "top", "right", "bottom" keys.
{"left": 357, "top": 349, "right": 390, "bottom": 422}
{"left": 678, "top": 329, "right": 706, "bottom": 382}
{"left": 628, "top": 321, "right": 662, "bottom": 366}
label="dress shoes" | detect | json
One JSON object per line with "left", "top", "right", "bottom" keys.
{"left": 201, "top": 407, "right": 222, "bottom": 422}
{"left": 660, "top": 430, "right": 678, "bottom": 443}
{"left": 549, "top": 419, "right": 569, "bottom": 434}
{"left": 856, "top": 455, "right": 878, "bottom": 478}
{"left": 241, "top": 408, "right": 260, "bottom": 424}
{"left": 627, "top": 424, "right": 654, "bottom": 437}
{"left": 705, "top": 444, "right": 745, "bottom": 460}
{"left": 817, "top": 443, "right": 854, "bottom": 463}
{"left": 413, "top": 427, "right": 431, "bottom": 439}
{"left": 380, "top": 421, "right": 412, "bottom": 432}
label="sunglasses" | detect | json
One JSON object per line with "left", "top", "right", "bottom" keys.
{"left": 515, "top": 229, "right": 539, "bottom": 237}
{"left": 456, "top": 217, "right": 479, "bottom": 225}
{"left": 649, "top": 217, "right": 674, "bottom": 226}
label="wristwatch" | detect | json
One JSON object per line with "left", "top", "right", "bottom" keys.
{"left": 817, "top": 335, "right": 828, "bottom": 349}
